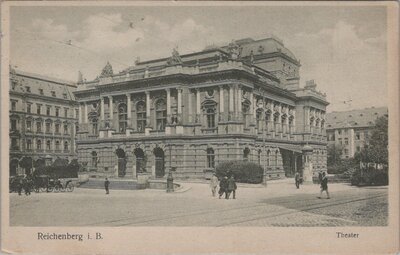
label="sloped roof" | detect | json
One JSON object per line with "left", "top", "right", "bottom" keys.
{"left": 326, "top": 107, "right": 388, "bottom": 129}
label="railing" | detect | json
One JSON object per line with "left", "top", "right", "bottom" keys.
{"left": 201, "top": 127, "right": 218, "bottom": 134}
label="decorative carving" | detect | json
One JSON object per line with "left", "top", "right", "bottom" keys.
{"left": 227, "top": 40, "right": 241, "bottom": 60}
{"left": 100, "top": 62, "right": 113, "bottom": 78}
{"left": 205, "top": 88, "right": 214, "bottom": 98}
{"left": 166, "top": 47, "right": 183, "bottom": 66}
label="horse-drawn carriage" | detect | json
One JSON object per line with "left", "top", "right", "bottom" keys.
{"left": 33, "top": 175, "right": 74, "bottom": 192}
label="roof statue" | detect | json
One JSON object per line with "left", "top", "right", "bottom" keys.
{"left": 166, "top": 47, "right": 183, "bottom": 66}
{"left": 305, "top": 80, "right": 317, "bottom": 90}
{"left": 100, "top": 61, "right": 114, "bottom": 78}
{"left": 78, "top": 71, "right": 83, "bottom": 83}
{"left": 227, "top": 40, "right": 241, "bottom": 60}
{"left": 249, "top": 50, "right": 255, "bottom": 65}
{"left": 135, "top": 56, "right": 141, "bottom": 65}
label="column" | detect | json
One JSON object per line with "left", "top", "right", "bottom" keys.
{"left": 219, "top": 86, "right": 224, "bottom": 113}
{"left": 237, "top": 85, "right": 242, "bottom": 114}
{"left": 188, "top": 89, "right": 192, "bottom": 122}
{"left": 84, "top": 103, "right": 88, "bottom": 124}
{"left": 145, "top": 91, "right": 151, "bottom": 127}
{"left": 78, "top": 103, "right": 82, "bottom": 124}
{"left": 166, "top": 88, "right": 171, "bottom": 123}
{"left": 127, "top": 94, "right": 131, "bottom": 122}
{"left": 229, "top": 86, "right": 234, "bottom": 113}
{"left": 196, "top": 89, "right": 201, "bottom": 115}
{"left": 100, "top": 97, "right": 105, "bottom": 121}
{"left": 108, "top": 96, "right": 113, "bottom": 121}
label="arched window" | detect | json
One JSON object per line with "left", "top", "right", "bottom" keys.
{"left": 207, "top": 148, "right": 215, "bottom": 168}
{"left": 136, "top": 101, "right": 146, "bottom": 132}
{"left": 91, "top": 151, "right": 97, "bottom": 167}
{"left": 55, "top": 140, "right": 60, "bottom": 150}
{"left": 243, "top": 147, "right": 250, "bottom": 161}
{"left": 242, "top": 103, "right": 250, "bottom": 127}
{"left": 64, "top": 141, "right": 69, "bottom": 151}
{"left": 37, "top": 139, "right": 42, "bottom": 150}
{"left": 118, "top": 104, "right": 127, "bottom": 133}
{"left": 27, "top": 139, "right": 32, "bottom": 150}
{"left": 155, "top": 99, "right": 167, "bottom": 131}
{"left": 63, "top": 123, "right": 69, "bottom": 134}
{"left": 36, "top": 121, "right": 42, "bottom": 133}
{"left": 265, "top": 110, "right": 271, "bottom": 131}
{"left": 45, "top": 121, "right": 51, "bottom": 133}
{"left": 46, "top": 140, "right": 51, "bottom": 150}
{"left": 206, "top": 108, "right": 215, "bottom": 128}
{"left": 134, "top": 148, "right": 145, "bottom": 173}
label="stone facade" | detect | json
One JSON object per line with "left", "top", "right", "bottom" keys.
{"left": 74, "top": 36, "right": 329, "bottom": 180}
{"left": 9, "top": 68, "right": 78, "bottom": 176}
{"left": 326, "top": 107, "right": 388, "bottom": 159}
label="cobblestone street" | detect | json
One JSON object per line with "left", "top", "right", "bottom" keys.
{"left": 10, "top": 180, "right": 387, "bottom": 227}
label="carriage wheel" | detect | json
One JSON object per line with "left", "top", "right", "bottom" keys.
{"left": 47, "top": 187, "right": 54, "bottom": 192}
{"left": 66, "top": 184, "right": 74, "bottom": 192}
{"left": 40, "top": 187, "right": 47, "bottom": 192}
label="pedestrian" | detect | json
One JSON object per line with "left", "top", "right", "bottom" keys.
{"left": 318, "top": 172, "right": 330, "bottom": 199}
{"left": 104, "top": 177, "right": 110, "bottom": 195}
{"left": 23, "top": 175, "right": 31, "bottom": 196}
{"left": 295, "top": 172, "right": 301, "bottom": 189}
{"left": 218, "top": 176, "right": 228, "bottom": 199}
{"left": 210, "top": 174, "right": 219, "bottom": 197}
{"left": 226, "top": 176, "right": 237, "bottom": 199}
{"left": 318, "top": 171, "right": 323, "bottom": 184}
{"left": 17, "top": 177, "right": 23, "bottom": 196}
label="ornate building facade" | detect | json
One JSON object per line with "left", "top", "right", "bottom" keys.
{"left": 74, "top": 36, "right": 329, "bottom": 180}
{"left": 9, "top": 68, "right": 78, "bottom": 176}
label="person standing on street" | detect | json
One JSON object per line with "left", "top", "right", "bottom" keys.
{"left": 226, "top": 176, "right": 237, "bottom": 199}
{"left": 104, "top": 178, "right": 110, "bottom": 195}
{"left": 318, "top": 172, "right": 330, "bottom": 199}
{"left": 210, "top": 174, "right": 219, "bottom": 197}
{"left": 295, "top": 172, "right": 301, "bottom": 189}
{"left": 17, "top": 177, "right": 23, "bottom": 196}
{"left": 218, "top": 176, "right": 228, "bottom": 199}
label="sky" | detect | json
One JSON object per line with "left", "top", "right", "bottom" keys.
{"left": 9, "top": 4, "right": 387, "bottom": 112}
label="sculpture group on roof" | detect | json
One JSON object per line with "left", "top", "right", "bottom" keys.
{"left": 100, "top": 61, "right": 114, "bottom": 78}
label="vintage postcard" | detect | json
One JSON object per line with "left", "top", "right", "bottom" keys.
{"left": 1, "top": 1, "right": 399, "bottom": 254}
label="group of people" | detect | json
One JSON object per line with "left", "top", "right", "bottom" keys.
{"left": 210, "top": 174, "right": 237, "bottom": 199}
{"left": 11, "top": 175, "right": 33, "bottom": 196}
{"left": 294, "top": 171, "right": 330, "bottom": 199}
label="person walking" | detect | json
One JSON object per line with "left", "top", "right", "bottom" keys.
{"left": 17, "top": 177, "right": 23, "bottom": 196}
{"left": 23, "top": 175, "right": 31, "bottom": 196}
{"left": 104, "top": 178, "right": 110, "bottom": 195}
{"left": 226, "top": 176, "right": 237, "bottom": 199}
{"left": 210, "top": 174, "right": 219, "bottom": 197}
{"left": 294, "top": 172, "right": 301, "bottom": 189}
{"left": 318, "top": 172, "right": 330, "bottom": 199}
{"left": 218, "top": 176, "right": 228, "bottom": 199}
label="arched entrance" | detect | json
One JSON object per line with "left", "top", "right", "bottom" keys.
{"left": 134, "top": 148, "right": 145, "bottom": 174}
{"left": 116, "top": 148, "right": 126, "bottom": 177}
{"left": 10, "top": 158, "right": 19, "bottom": 176}
{"left": 153, "top": 148, "right": 165, "bottom": 178}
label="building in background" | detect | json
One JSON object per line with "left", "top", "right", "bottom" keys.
{"left": 326, "top": 107, "right": 388, "bottom": 159}
{"left": 9, "top": 68, "right": 78, "bottom": 176}
{"left": 74, "top": 36, "right": 329, "bottom": 181}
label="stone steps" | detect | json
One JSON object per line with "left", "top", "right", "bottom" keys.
{"left": 79, "top": 179, "right": 139, "bottom": 190}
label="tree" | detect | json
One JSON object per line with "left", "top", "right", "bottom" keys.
{"left": 19, "top": 156, "right": 33, "bottom": 173}
{"left": 327, "top": 143, "right": 343, "bottom": 166}
{"left": 52, "top": 157, "right": 69, "bottom": 167}
{"left": 356, "top": 115, "right": 388, "bottom": 165}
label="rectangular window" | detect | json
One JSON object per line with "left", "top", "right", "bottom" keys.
{"left": 11, "top": 81, "right": 17, "bottom": 90}
{"left": 46, "top": 140, "right": 51, "bottom": 150}
{"left": 55, "top": 108, "right": 59, "bottom": 117}
{"left": 27, "top": 139, "right": 32, "bottom": 150}
{"left": 75, "top": 109, "right": 79, "bottom": 119}
{"left": 11, "top": 119, "right": 17, "bottom": 131}
{"left": 11, "top": 101, "right": 17, "bottom": 111}
{"left": 64, "top": 124, "right": 68, "bottom": 134}
{"left": 27, "top": 104, "right": 31, "bottom": 113}
{"left": 26, "top": 86, "right": 31, "bottom": 93}
{"left": 338, "top": 130, "right": 342, "bottom": 135}
{"left": 51, "top": 91, "right": 56, "bottom": 97}
{"left": 36, "top": 122, "right": 42, "bottom": 133}
{"left": 55, "top": 123, "right": 60, "bottom": 133}
{"left": 36, "top": 104, "right": 41, "bottom": 115}
{"left": 47, "top": 106, "right": 51, "bottom": 116}
{"left": 39, "top": 89, "right": 44, "bottom": 95}
{"left": 64, "top": 108, "right": 69, "bottom": 118}
{"left": 345, "top": 138, "right": 349, "bottom": 145}
{"left": 26, "top": 120, "right": 32, "bottom": 131}
{"left": 46, "top": 122, "right": 51, "bottom": 133}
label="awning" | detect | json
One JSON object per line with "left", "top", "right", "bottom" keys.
{"left": 276, "top": 144, "right": 303, "bottom": 154}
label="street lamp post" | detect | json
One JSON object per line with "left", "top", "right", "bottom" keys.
{"left": 262, "top": 109, "right": 267, "bottom": 186}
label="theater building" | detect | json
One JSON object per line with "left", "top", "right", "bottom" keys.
{"left": 9, "top": 68, "right": 78, "bottom": 176}
{"left": 74, "top": 36, "right": 329, "bottom": 181}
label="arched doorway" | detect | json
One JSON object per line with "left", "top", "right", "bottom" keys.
{"left": 153, "top": 148, "right": 165, "bottom": 178}
{"left": 116, "top": 148, "right": 126, "bottom": 177}
{"left": 134, "top": 148, "right": 145, "bottom": 174}
{"left": 10, "top": 159, "right": 19, "bottom": 176}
